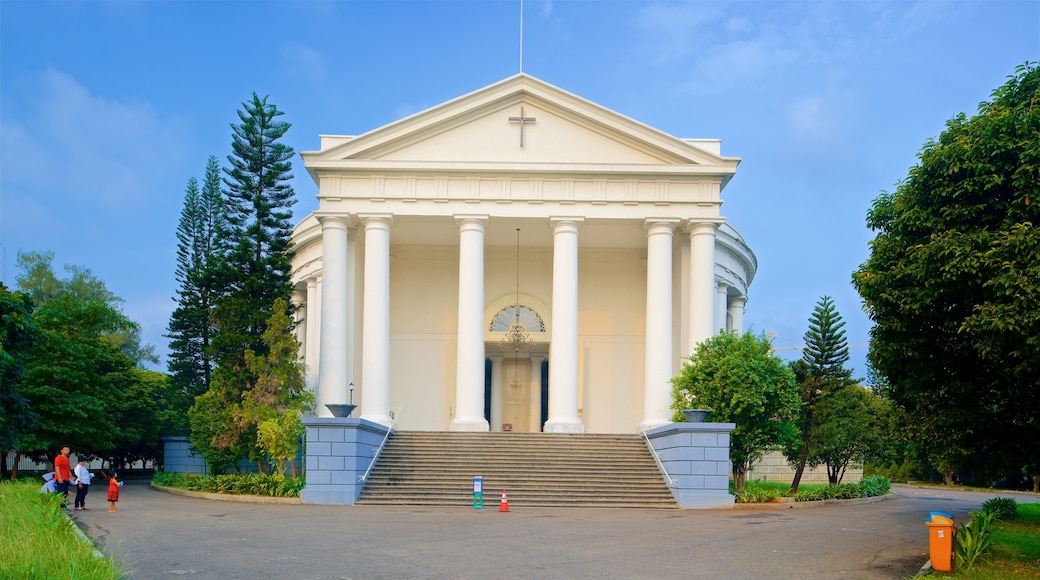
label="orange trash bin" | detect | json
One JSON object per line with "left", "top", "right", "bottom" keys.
{"left": 925, "top": 511, "right": 955, "bottom": 572}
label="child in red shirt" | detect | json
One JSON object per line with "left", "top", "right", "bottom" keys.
{"left": 107, "top": 471, "right": 124, "bottom": 512}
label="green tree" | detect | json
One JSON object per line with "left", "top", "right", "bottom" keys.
{"left": 853, "top": 63, "right": 1040, "bottom": 486}
{"left": 236, "top": 299, "right": 312, "bottom": 472}
{"left": 807, "top": 385, "right": 886, "bottom": 484}
{"left": 167, "top": 156, "right": 224, "bottom": 421}
{"left": 671, "top": 331, "right": 801, "bottom": 494}
{"left": 14, "top": 253, "right": 167, "bottom": 467}
{"left": 189, "top": 94, "right": 298, "bottom": 469}
{"left": 786, "top": 296, "right": 854, "bottom": 493}
{"left": 0, "top": 284, "right": 40, "bottom": 478}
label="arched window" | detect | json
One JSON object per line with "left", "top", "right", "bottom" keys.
{"left": 489, "top": 305, "right": 545, "bottom": 333}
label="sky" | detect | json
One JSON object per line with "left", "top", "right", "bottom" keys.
{"left": 2, "top": 0, "right": 1038, "bottom": 378}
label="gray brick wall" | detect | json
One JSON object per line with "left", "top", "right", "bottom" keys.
{"left": 300, "top": 418, "right": 391, "bottom": 505}
{"left": 645, "top": 422, "right": 736, "bottom": 509}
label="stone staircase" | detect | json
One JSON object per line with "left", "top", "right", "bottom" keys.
{"left": 356, "top": 431, "right": 678, "bottom": 509}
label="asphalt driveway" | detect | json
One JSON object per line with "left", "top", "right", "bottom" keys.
{"left": 74, "top": 482, "right": 1039, "bottom": 579}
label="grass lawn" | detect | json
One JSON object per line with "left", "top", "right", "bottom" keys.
{"left": 954, "top": 503, "right": 1040, "bottom": 579}
{"left": 0, "top": 479, "right": 123, "bottom": 579}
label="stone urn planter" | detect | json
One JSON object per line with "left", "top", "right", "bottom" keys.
{"left": 681, "top": 409, "right": 712, "bottom": 422}
{"left": 325, "top": 404, "right": 357, "bottom": 418}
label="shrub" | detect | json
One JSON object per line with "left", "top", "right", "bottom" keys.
{"left": 151, "top": 472, "right": 304, "bottom": 497}
{"left": 794, "top": 476, "right": 891, "bottom": 502}
{"left": 956, "top": 509, "right": 998, "bottom": 571}
{"left": 980, "top": 496, "right": 1018, "bottom": 520}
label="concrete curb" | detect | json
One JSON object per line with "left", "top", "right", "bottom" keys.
{"left": 732, "top": 492, "right": 898, "bottom": 510}
{"left": 151, "top": 484, "right": 302, "bottom": 504}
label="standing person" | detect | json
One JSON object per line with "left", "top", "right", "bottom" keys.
{"left": 73, "top": 458, "right": 93, "bottom": 510}
{"left": 53, "top": 446, "right": 72, "bottom": 505}
{"left": 107, "top": 471, "right": 124, "bottom": 512}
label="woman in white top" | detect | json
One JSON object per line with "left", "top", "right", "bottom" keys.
{"left": 73, "top": 459, "right": 93, "bottom": 510}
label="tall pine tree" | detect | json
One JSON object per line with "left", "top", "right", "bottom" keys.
{"left": 167, "top": 156, "right": 223, "bottom": 408}
{"left": 786, "top": 296, "right": 853, "bottom": 492}
{"left": 189, "top": 94, "right": 298, "bottom": 469}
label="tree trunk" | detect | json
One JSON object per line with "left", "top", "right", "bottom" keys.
{"left": 732, "top": 464, "right": 748, "bottom": 495}
{"left": 944, "top": 465, "right": 956, "bottom": 485}
{"left": 0, "top": 450, "right": 7, "bottom": 480}
{"left": 790, "top": 443, "right": 810, "bottom": 494}
{"left": 10, "top": 452, "right": 21, "bottom": 481}
{"left": 1032, "top": 474, "right": 1039, "bottom": 493}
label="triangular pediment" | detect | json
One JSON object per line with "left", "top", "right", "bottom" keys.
{"left": 303, "top": 74, "right": 737, "bottom": 175}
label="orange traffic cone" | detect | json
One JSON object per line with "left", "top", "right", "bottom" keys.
{"left": 499, "top": 489, "right": 510, "bottom": 512}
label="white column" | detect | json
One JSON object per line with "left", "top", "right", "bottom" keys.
{"left": 688, "top": 222, "right": 718, "bottom": 351}
{"left": 305, "top": 276, "right": 321, "bottom": 406}
{"left": 345, "top": 228, "right": 357, "bottom": 388}
{"left": 642, "top": 219, "right": 678, "bottom": 429}
{"left": 317, "top": 216, "right": 349, "bottom": 418}
{"left": 529, "top": 355, "right": 544, "bottom": 432}
{"left": 490, "top": 356, "right": 503, "bottom": 432}
{"left": 360, "top": 214, "right": 393, "bottom": 426}
{"left": 545, "top": 217, "right": 584, "bottom": 433}
{"left": 716, "top": 283, "right": 729, "bottom": 336}
{"left": 451, "top": 215, "right": 490, "bottom": 431}
{"left": 728, "top": 296, "right": 746, "bottom": 333}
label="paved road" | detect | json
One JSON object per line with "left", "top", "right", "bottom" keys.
{"left": 74, "top": 482, "right": 1038, "bottom": 580}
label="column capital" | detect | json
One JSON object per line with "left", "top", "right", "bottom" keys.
{"left": 644, "top": 218, "right": 681, "bottom": 232}
{"left": 687, "top": 220, "right": 721, "bottom": 236}
{"left": 316, "top": 214, "right": 351, "bottom": 231}
{"left": 358, "top": 213, "right": 394, "bottom": 230}
{"left": 454, "top": 214, "right": 489, "bottom": 227}
{"left": 549, "top": 216, "right": 584, "bottom": 232}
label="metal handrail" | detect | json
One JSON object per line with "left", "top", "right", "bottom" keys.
{"left": 358, "top": 407, "right": 401, "bottom": 483}
{"left": 639, "top": 421, "right": 677, "bottom": 488}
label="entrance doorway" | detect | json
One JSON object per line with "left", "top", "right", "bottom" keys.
{"left": 501, "top": 358, "right": 532, "bottom": 432}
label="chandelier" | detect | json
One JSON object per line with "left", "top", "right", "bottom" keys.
{"left": 499, "top": 228, "right": 531, "bottom": 389}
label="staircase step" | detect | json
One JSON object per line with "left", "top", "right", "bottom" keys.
{"left": 355, "top": 431, "right": 677, "bottom": 509}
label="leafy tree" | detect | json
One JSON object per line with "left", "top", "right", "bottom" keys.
{"left": 13, "top": 253, "right": 167, "bottom": 468}
{"left": 807, "top": 385, "right": 887, "bottom": 484}
{"left": 853, "top": 63, "right": 1040, "bottom": 486}
{"left": 0, "top": 284, "right": 40, "bottom": 478}
{"left": 786, "top": 296, "right": 854, "bottom": 493}
{"left": 167, "top": 156, "right": 224, "bottom": 422}
{"left": 672, "top": 331, "right": 801, "bottom": 494}
{"left": 188, "top": 94, "right": 298, "bottom": 469}
{"left": 236, "top": 300, "right": 312, "bottom": 472}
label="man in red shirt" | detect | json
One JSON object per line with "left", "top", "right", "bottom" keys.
{"left": 53, "top": 446, "right": 72, "bottom": 503}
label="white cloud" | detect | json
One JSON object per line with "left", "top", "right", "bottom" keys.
{"left": 1, "top": 69, "right": 190, "bottom": 210}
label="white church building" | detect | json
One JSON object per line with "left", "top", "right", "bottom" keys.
{"left": 290, "top": 74, "right": 757, "bottom": 435}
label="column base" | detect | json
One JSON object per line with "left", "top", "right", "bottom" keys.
{"left": 449, "top": 418, "right": 490, "bottom": 432}
{"left": 543, "top": 419, "right": 585, "bottom": 433}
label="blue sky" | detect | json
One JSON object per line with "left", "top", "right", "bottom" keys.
{"left": 2, "top": 1, "right": 1038, "bottom": 378}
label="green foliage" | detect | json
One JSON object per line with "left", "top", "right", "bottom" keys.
{"left": 785, "top": 296, "right": 856, "bottom": 492}
{"left": 151, "top": 471, "right": 305, "bottom": 497}
{"left": 167, "top": 156, "right": 224, "bottom": 415}
{"left": 733, "top": 480, "right": 784, "bottom": 503}
{"left": 980, "top": 496, "right": 1019, "bottom": 520}
{"left": 805, "top": 385, "right": 888, "bottom": 484}
{"left": 0, "top": 284, "right": 40, "bottom": 460}
{"left": 188, "top": 94, "right": 300, "bottom": 473}
{"left": 792, "top": 476, "right": 891, "bottom": 502}
{"left": 957, "top": 510, "right": 998, "bottom": 571}
{"left": 672, "top": 331, "right": 801, "bottom": 493}
{"left": 0, "top": 480, "right": 123, "bottom": 578}
{"left": 852, "top": 63, "right": 1040, "bottom": 486}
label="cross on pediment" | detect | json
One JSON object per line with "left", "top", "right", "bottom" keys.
{"left": 508, "top": 106, "right": 536, "bottom": 148}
